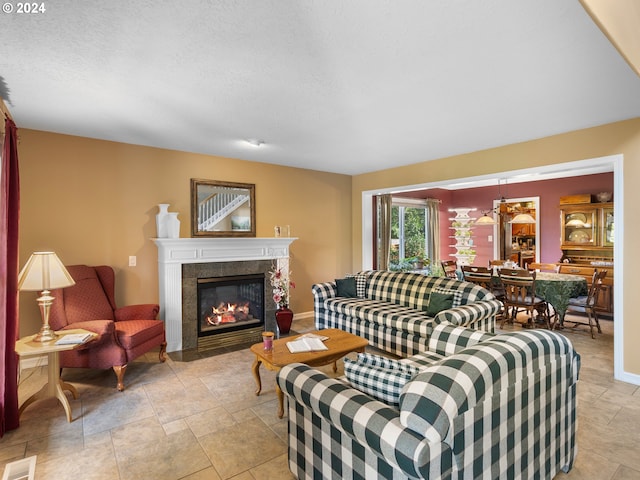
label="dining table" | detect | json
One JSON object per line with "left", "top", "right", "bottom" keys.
{"left": 533, "top": 271, "right": 588, "bottom": 328}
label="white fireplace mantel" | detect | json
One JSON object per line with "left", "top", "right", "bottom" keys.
{"left": 153, "top": 237, "right": 296, "bottom": 352}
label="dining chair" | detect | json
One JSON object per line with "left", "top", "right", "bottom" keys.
{"left": 488, "top": 259, "right": 506, "bottom": 268}
{"left": 564, "top": 269, "right": 607, "bottom": 339}
{"left": 461, "top": 265, "right": 492, "bottom": 284}
{"left": 499, "top": 268, "right": 550, "bottom": 329}
{"left": 527, "top": 262, "right": 560, "bottom": 273}
{"left": 440, "top": 260, "right": 458, "bottom": 279}
{"left": 461, "top": 266, "right": 507, "bottom": 320}
{"left": 526, "top": 262, "right": 560, "bottom": 319}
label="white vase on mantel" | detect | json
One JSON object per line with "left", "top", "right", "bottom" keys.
{"left": 166, "top": 212, "right": 180, "bottom": 239}
{"left": 156, "top": 204, "right": 170, "bottom": 238}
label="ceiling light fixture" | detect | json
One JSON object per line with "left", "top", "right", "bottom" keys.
{"left": 475, "top": 179, "right": 505, "bottom": 226}
{"left": 476, "top": 213, "right": 498, "bottom": 225}
{"left": 509, "top": 213, "right": 536, "bottom": 224}
{"left": 475, "top": 178, "right": 536, "bottom": 225}
{"left": 246, "top": 139, "right": 265, "bottom": 147}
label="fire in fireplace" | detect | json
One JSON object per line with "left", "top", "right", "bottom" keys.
{"left": 197, "top": 274, "right": 264, "bottom": 338}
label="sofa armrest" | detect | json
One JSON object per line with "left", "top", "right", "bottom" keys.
{"left": 433, "top": 299, "right": 501, "bottom": 327}
{"left": 277, "top": 363, "right": 450, "bottom": 479}
{"left": 114, "top": 304, "right": 160, "bottom": 321}
{"left": 312, "top": 281, "right": 338, "bottom": 301}
{"left": 312, "top": 282, "right": 338, "bottom": 330}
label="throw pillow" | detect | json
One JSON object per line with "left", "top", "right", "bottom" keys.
{"left": 345, "top": 272, "right": 368, "bottom": 297}
{"left": 425, "top": 292, "right": 454, "bottom": 316}
{"left": 335, "top": 277, "right": 358, "bottom": 298}
{"left": 432, "top": 287, "right": 464, "bottom": 308}
{"left": 344, "top": 356, "right": 420, "bottom": 407}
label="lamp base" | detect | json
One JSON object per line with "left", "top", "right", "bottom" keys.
{"left": 33, "top": 325, "right": 57, "bottom": 342}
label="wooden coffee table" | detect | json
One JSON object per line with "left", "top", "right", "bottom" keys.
{"left": 250, "top": 328, "right": 368, "bottom": 418}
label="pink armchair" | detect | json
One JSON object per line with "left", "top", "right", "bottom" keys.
{"left": 49, "top": 265, "right": 167, "bottom": 391}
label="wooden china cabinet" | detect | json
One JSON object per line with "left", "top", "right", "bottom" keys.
{"left": 559, "top": 200, "right": 614, "bottom": 315}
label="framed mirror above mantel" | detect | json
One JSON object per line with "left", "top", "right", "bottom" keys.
{"left": 191, "top": 179, "right": 256, "bottom": 237}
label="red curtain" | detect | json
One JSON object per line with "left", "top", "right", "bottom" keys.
{"left": 0, "top": 116, "right": 20, "bottom": 435}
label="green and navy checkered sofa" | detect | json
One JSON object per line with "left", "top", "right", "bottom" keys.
{"left": 313, "top": 270, "right": 502, "bottom": 357}
{"left": 277, "top": 324, "right": 580, "bottom": 479}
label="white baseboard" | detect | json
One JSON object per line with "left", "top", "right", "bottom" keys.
{"left": 616, "top": 370, "right": 640, "bottom": 386}
{"left": 293, "top": 310, "right": 314, "bottom": 320}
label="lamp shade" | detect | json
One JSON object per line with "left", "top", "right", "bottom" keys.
{"left": 475, "top": 214, "right": 497, "bottom": 225}
{"left": 509, "top": 213, "right": 536, "bottom": 224}
{"left": 17, "top": 252, "right": 75, "bottom": 291}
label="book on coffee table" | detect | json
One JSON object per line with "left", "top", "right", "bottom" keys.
{"left": 286, "top": 334, "right": 329, "bottom": 353}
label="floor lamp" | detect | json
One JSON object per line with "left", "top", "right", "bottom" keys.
{"left": 17, "top": 252, "right": 75, "bottom": 342}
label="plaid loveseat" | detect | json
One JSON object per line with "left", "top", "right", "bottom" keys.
{"left": 313, "top": 270, "right": 501, "bottom": 357}
{"left": 277, "top": 324, "right": 580, "bottom": 480}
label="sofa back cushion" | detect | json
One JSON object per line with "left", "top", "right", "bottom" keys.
{"left": 50, "top": 265, "right": 116, "bottom": 329}
{"left": 364, "top": 271, "right": 493, "bottom": 311}
{"left": 399, "top": 329, "right": 577, "bottom": 444}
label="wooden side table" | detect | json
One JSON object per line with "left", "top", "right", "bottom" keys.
{"left": 250, "top": 328, "right": 369, "bottom": 418}
{"left": 15, "top": 329, "right": 96, "bottom": 422}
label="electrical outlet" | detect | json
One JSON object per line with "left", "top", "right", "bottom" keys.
{"left": 129, "top": 256, "right": 137, "bottom": 267}
{"left": 488, "top": 235, "right": 493, "bottom": 242}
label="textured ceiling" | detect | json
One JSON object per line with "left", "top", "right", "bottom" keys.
{"left": 2, "top": 0, "right": 640, "bottom": 175}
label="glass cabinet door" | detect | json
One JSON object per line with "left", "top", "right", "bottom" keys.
{"left": 561, "top": 209, "right": 597, "bottom": 246}
{"left": 602, "top": 207, "right": 614, "bottom": 247}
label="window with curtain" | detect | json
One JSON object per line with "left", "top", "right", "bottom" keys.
{"left": 377, "top": 196, "right": 440, "bottom": 271}
{"left": 389, "top": 197, "right": 440, "bottom": 270}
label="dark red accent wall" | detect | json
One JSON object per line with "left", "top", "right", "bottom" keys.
{"left": 397, "top": 173, "right": 613, "bottom": 267}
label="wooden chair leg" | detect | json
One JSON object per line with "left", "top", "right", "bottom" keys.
{"left": 586, "top": 310, "right": 597, "bottom": 339}
{"left": 113, "top": 365, "right": 127, "bottom": 391}
{"left": 159, "top": 342, "right": 167, "bottom": 362}
{"left": 593, "top": 310, "right": 602, "bottom": 334}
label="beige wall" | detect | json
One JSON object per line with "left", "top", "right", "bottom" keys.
{"left": 580, "top": 0, "right": 640, "bottom": 77}
{"left": 17, "top": 129, "right": 352, "bottom": 337}
{"left": 353, "top": 118, "right": 640, "bottom": 375}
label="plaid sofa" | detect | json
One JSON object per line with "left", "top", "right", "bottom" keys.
{"left": 313, "top": 270, "right": 501, "bottom": 357}
{"left": 277, "top": 324, "right": 580, "bottom": 480}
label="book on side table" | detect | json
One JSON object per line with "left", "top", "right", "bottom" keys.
{"left": 55, "top": 332, "right": 94, "bottom": 345}
{"left": 286, "top": 333, "right": 329, "bottom": 353}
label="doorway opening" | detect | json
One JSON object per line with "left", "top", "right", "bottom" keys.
{"left": 492, "top": 196, "right": 540, "bottom": 267}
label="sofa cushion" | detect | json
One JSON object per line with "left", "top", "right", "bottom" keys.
{"left": 345, "top": 272, "right": 369, "bottom": 298}
{"left": 115, "top": 319, "right": 165, "bottom": 349}
{"left": 335, "top": 277, "right": 358, "bottom": 298}
{"left": 431, "top": 287, "right": 464, "bottom": 308}
{"left": 324, "top": 297, "right": 432, "bottom": 337}
{"left": 425, "top": 292, "right": 454, "bottom": 316}
{"left": 344, "top": 355, "right": 420, "bottom": 407}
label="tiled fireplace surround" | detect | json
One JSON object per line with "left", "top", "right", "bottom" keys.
{"left": 154, "top": 237, "right": 295, "bottom": 352}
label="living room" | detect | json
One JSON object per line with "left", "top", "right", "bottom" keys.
{"left": 2, "top": 1, "right": 640, "bottom": 478}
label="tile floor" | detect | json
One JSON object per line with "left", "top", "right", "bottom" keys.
{"left": 0, "top": 314, "right": 637, "bottom": 479}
